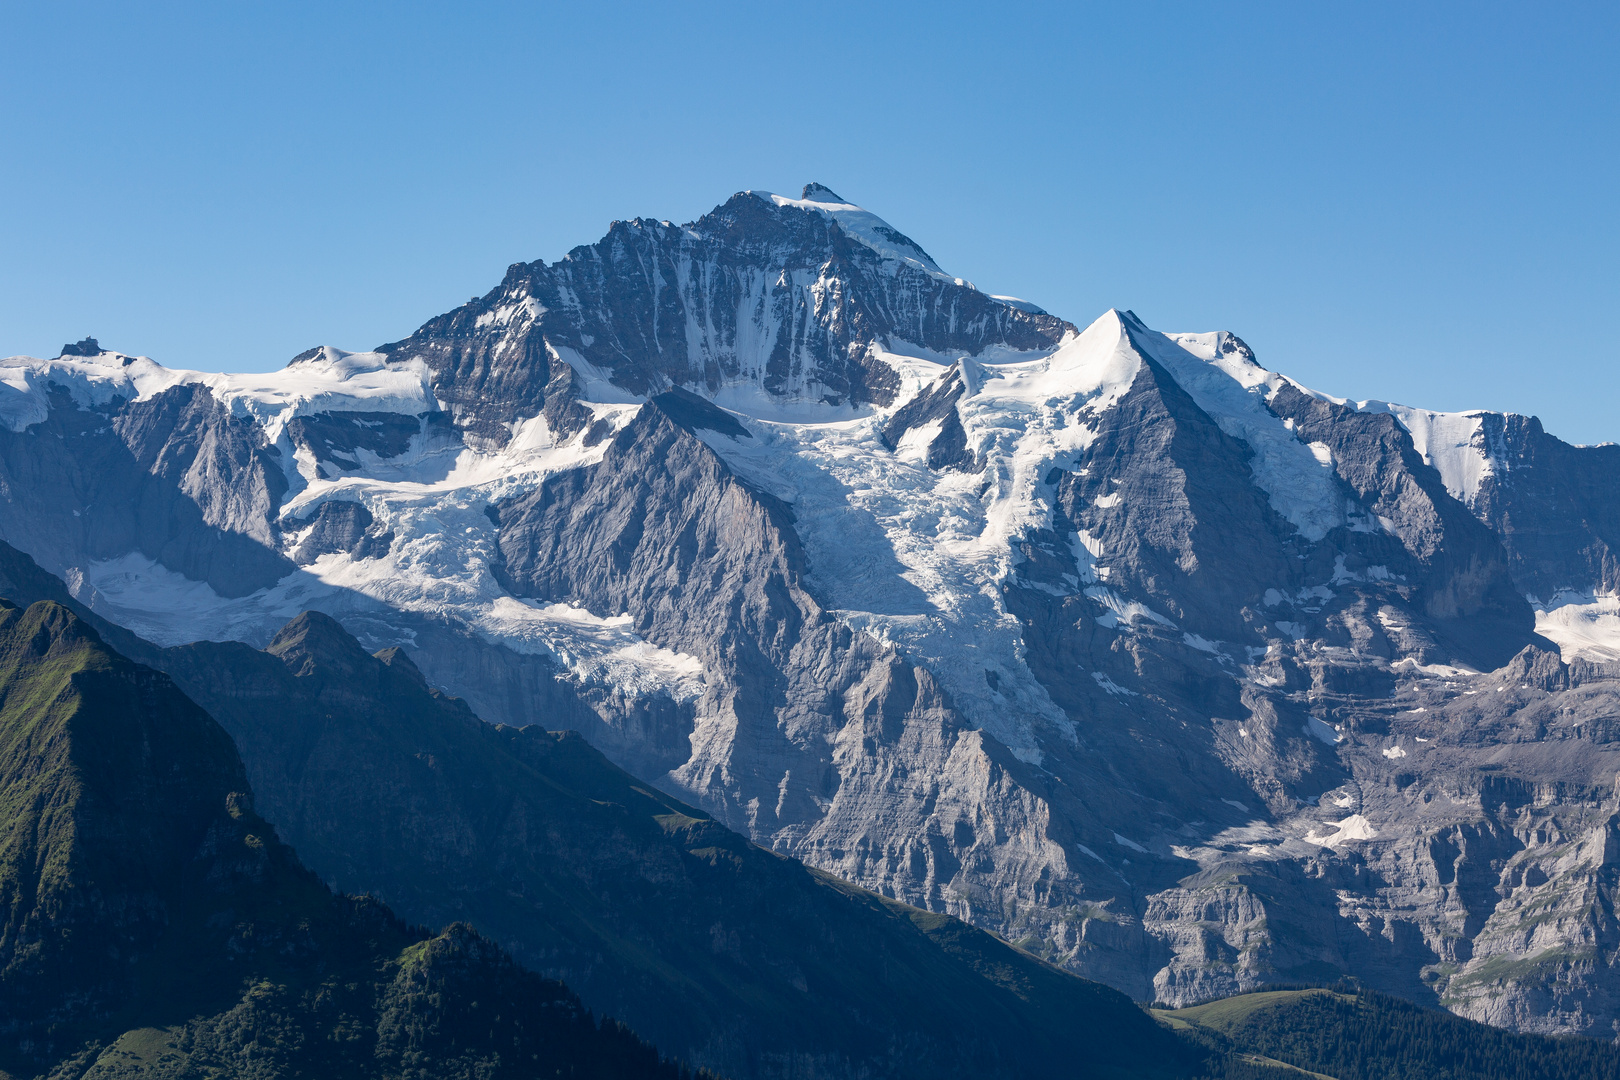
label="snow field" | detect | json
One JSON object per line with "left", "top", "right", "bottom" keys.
{"left": 1530, "top": 590, "right": 1620, "bottom": 663}
{"left": 0, "top": 347, "right": 437, "bottom": 439}
{"left": 11, "top": 303, "right": 1573, "bottom": 768}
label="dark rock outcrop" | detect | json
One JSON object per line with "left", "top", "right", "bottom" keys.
{"left": 291, "top": 498, "right": 394, "bottom": 563}
{"left": 59, "top": 337, "right": 103, "bottom": 357}
{"left": 0, "top": 599, "right": 693, "bottom": 1080}
{"left": 1266, "top": 382, "right": 1537, "bottom": 670}
{"left": 881, "top": 362, "right": 981, "bottom": 472}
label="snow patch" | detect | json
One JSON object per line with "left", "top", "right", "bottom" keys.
{"left": 1183, "top": 633, "right": 1221, "bottom": 653}
{"left": 483, "top": 597, "right": 706, "bottom": 701}
{"left": 1303, "top": 814, "right": 1378, "bottom": 848}
{"left": 1149, "top": 329, "right": 1344, "bottom": 540}
{"left": 695, "top": 311, "right": 1151, "bottom": 760}
{"left": 1530, "top": 590, "right": 1620, "bottom": 663}
{"left": 759, "top": 188, "right": 951, "bottom": 282}
{"left": 1305, "top": 717, "right": 1343, "bottom": 745}
{"left": 549, "top": 342, "right": 643, "bottom": 405}
{"left": 989, "top": 294, "right": 1047, "bottom": 314}
{"left": 892, "top": 417, "right": 945, "bottom": 465}
{"left": 1332, "top": 556, "right": 1398, "bottom": 584}
{"left": 64, "top": 394, "right": 707, "bottom": 703}
{"left": 0, "top": 348, "right": 436, "bottom": 439}
{"left": 1089, "top": 587, "right": 1176, "bottom": 630}
{"left": 1092, "top": 672, "right": 1138, "bottom": 697}
{"left": 1368, "top": 404, "right": 1495, "bottom": 505}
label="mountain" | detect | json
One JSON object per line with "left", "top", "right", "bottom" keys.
{"left": 0, "top": 598, "right": 693, "bottom": 1080}
{"left": 3, "top": 564, "right": 1609, "bottom": 1080}
{"left": 385, "top": 183, "right": 1073, "bottom": 445}
{"left": 0, "top": 539, "right": 1195, "bottom": 1080}
{"left": 2, "top": 184, "right": 1619, "bottom": 1037}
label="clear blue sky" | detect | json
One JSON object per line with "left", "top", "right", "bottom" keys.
{"left": 4, "top": 1, "right": 1616, "bottom": 442}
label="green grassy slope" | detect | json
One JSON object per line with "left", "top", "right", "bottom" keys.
{"left": 0, "top": 599, "right": 246, "bottom": 1044}
{"left": 0, "top": 599, "right": 696, "bottom": 1080}
{"left": 1158, "top": 987, "right": 1620, "bottom": 1080}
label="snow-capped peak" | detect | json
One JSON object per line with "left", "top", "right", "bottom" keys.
{"left": 755, "top": 184, "right": 948, "bottom": 279}
{"left": 287, "top": 345, "right": 350, "bottom": 367}
{"left": 1136, "top": 321, "right": 1346, "bottom": 541}
{"left": 0, "top": 345, "right": 436, "bottom": 439}
{"left": 740, "top": 185, "right": 1046, "bottom": 316}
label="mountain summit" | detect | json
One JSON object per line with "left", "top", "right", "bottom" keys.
{"left": 375, "top": 184, "right": 1073, "bottom": 444}
{"left": 0, "top": 186, "right": 1618, "bottom": 1038}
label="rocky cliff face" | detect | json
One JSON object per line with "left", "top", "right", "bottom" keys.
{"left": 0, "top": 543, "right": 1196, "bottom": 1080}
{"left": 1466, "top": 413, "right": 1620, "bottom": 601}
{"left": 383, "top": 184, "right": 1073, "bottom": 445}
{"left": 0, "top": 381, "right": 292, "bottom": 596}
{"left": 483, "top": 393, "right": 1082, "bottom": 934}
{"left": 1, "top": 186, "right": 1618, "bottom": 1037}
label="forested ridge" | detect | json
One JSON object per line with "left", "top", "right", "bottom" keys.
{"left": 1163, "top": 986, "right": 1620, "bottom": 1080}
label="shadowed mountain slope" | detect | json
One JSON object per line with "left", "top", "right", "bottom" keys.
{"left": 155, "top": 611, "right": 1194, "bottom": 1080}
{"left": 0, "top": 540, "right": 1193, "bottom": 1080}
{"left": 0, "top": 598, "right": 696, "bottom": 1080}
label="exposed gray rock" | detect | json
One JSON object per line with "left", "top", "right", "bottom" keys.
{"left": 881, "top": 363, "right": 980, "bottom": 472}
{"left": 1265, "top": 380, "right": 1537, "bottom": 671}
{"left": 1467, "top": 413, "right": 1620, "bottom": 600}
{"left": 286, "top": 410, "right": 454, "bottom": 480}
{"left": 484, "top": 399, "right": 1082, "bottom": 933}
{"left": 59, "top": 337, "right": 104, "bottom": 357}
{"left": 291, "top": 499, "right": 394, "bottom": 563}
{"left": 379, "top": 185, "right": 1073, "bottom": 446}
{"left": 0, "top": 383, "right": 292, "bottom": 596}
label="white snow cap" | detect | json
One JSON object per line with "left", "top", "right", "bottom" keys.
{"left": 1137, "top": 319, "right": 1347, "bottom": 541}
{"left": 754, "top": 183, "right": 946, "bottom": 276}
{"left": 0, "top": 346, "right": 437, "bottom": 438}
{"left": 752, "top": 184, "right": 1038, "bottom": 310}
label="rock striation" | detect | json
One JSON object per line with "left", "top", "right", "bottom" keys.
{"left": 381, "top": 185, "right": 1072, "bottom": 446}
